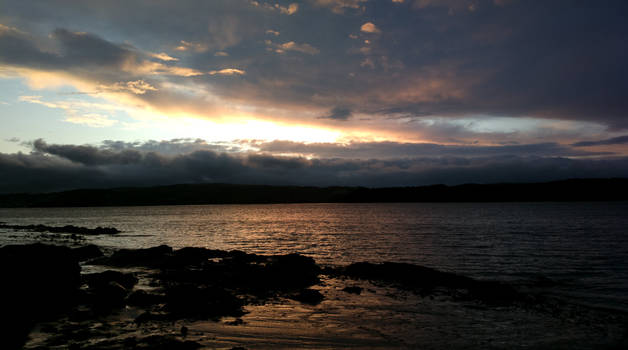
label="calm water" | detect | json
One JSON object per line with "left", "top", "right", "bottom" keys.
{"left": 2, "top": 202, "right": 628, "bottom": 311}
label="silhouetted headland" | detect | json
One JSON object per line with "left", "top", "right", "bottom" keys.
{"left": 1, "top": 178, "right": 627, "bottom": 207}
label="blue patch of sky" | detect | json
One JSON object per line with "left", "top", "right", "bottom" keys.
{"left": 0, "top": 77, "right": 139, "bottom": 152}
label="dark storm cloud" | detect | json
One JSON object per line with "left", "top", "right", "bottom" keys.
{"left": 345, "top": 0, "right": 628, "bottom": 128}
{"left": 51, "top": 28, "right": 133, "bottom": 67}
{"left": 0, "top": 152, "right": 105, "bottom": 193}
{"left": 32, "top": 138, "right": 243, "bottom": 164}
{"left": 0, "top": 25, "right": 60, "bottom": 68}
{"left": 0, "top": 23, "right": 202, "bottom": 108}
{"left": 101, "top": 139, "right": 243, "bottom": 155}
{"left": 32, "top": 138, "right": 611, "bottom": 164}
{"left": 0, "top": 25, "right": 135, "bottom": 71}
{"left": 1, "top": 139, "right": 626, "bottom": 193}
{"left": 572, "top": 135, "right": 628, "bottom": 147}
{"left": 255, "top": 140, "right": 611, "bottom": 159}
{"left": 2, "top": 0, "right": 628, "bottom": 129}
{"left": 32, "top": 139, "right": 143, "bottom": 166}
{"left": 319, "top": 107, "right": 352, "bottom": 121}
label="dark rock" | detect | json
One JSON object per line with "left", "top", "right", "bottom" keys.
{"left": 339, "top": 261, "right": 521, "bottom": 305}
{"left": 72, "top": 244, "right": 103, "bottom": 261}
{"left": 342, "top": 262, "right": 473, "bottom": 289}
{"left": 225, "top": 249, "right": 257, "bottom": 262}
{"left": 63, "top": 245, "right": 323, "bottom": 322}
{"left": 83, "top": 271, "right": 137, "bottom": 311}
{"left": 225, "top": 318, "right": 244, "bottom": 326}
{"left": 126, "top": 290, "right": 165, "bottom": 308}
{"left": 134, "top": 311, "right": 170, "bottom": 325}
{"left": 0, "top": 223, "right": 120, "bottom": 235}
{"left": 92, "top": 245, "right": 320, "bottom": 300}
{"left": 342, "top": 286, "right": 363, "bottom": 295}
{"left": 267, "top": 253, "right": 321, "bottom": 289}
{"left": 464, "top": 280, "right": 521, "bottom": 305}
{"left": 170, "top": 247, "right": 229, "bottom": 267}
{"left": 164, "top": 284, "right": 244, "bottom": 320}
{"left": 91, "top": 281, "right": 129, "bottom": 309}
{"left": 0, "top": 243, "right": 81, "bottom": 349}
{"left": 320, "top": 266, "right": 337, "bottom": 275}
{"left": 93, "top": 245, "right": 173, "bottom": 267}
{"left": 290, "top": 289, "right": 324, "bottom": 305}
{"left": 158, "top": 248, "right": 321, "bottom": 303}
{"left": 84, "top": 270, "right": 138, "bottom": 290}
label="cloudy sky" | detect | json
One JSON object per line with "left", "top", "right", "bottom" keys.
{"left": 1, "top": 0, "right": 628, "bottom": 192}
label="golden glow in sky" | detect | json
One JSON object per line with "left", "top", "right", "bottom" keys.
{"left": 1, "top": 1, "right": 628, "bottom": 191}
{"left": 156, "top": 117, "right": 344, "bottom": 144}
{"left": 1, "top": 2, "right": 626, "bottom": 155}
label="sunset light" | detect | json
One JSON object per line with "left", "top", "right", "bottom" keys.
{"left": 2, "top": 2, "right": 628, "bottom": 349}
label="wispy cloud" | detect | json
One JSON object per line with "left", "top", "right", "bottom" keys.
{"left": 313, "top": 0, "right": 368, "bottom": 14}
{"left": 266, "top": 30, "right": 280, "bottom": 36}
{"left": 19, "top": 95, "right": 122, "bottom": 128}
{"left": 265, "top": 40, "right": 320, "bottom": 55}
{"left": 250, "top": 1, "right": 298, "bottom": 15}
{"left": 209, "top": 68, "right": 246, "bottom": 76}
{"left": 103, "top": 80, "right": 158, "bottom": 95}
{"left": 174, "top": 40, "right": 208, "bottom": 52}
{"left": 572, "top": 135, "right": 628, "bottom": 147}
{"left": 149, "top": 52, "right": 178, "bottom": 61}
{"left": 65, "top": 113, "right": 118, "bottom": 127}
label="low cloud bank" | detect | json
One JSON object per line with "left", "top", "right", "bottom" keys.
{"left": 1, "top": 139, "right": 627, "bottom": 193}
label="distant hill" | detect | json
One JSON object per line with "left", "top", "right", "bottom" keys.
{"left": 0, "top": 178, "right": 627, "bottom": 208}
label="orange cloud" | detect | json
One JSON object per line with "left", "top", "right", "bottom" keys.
{"left": 360, "top": 22, "right": 381, "bottom": 33}
{"left": 266, "top": 40, "right": 320, "bottom": 55}
{"left": 209, "top": 68, "right": 246, "bottom": 76}
{"left": 149, "top": 52, "right": 178, "bottom": 61}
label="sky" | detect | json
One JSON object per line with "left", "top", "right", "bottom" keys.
{"left": 1, "top": 0, "right": 628, "bottom": 192}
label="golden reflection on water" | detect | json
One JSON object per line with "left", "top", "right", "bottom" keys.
{"left": 2, "top": 202, "right": 628, "bottom": 281}
{"left": 6, "top": 202, "right": 628, "bottom": 348}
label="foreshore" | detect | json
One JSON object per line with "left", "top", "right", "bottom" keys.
{"left": 1, "top": 225, "right": 627, "bottom": 349}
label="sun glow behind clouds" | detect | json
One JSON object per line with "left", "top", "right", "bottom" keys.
{"left": 125, "top": 116, "right": 344, "bottom": 144}
{"left": 5, "top": 69, "right": 345, "bottom": 144}
{"left": 225, "top": 120, "right": 342, "bottom": 143}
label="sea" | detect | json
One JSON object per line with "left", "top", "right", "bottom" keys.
{"left": 1, "top": 202, "right": 628, "bottom": 348}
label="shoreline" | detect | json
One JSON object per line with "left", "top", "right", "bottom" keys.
{"left": 2, "top": 234, "right": 627, "bottom": 349}
{"left": 2, "top": 179, "right": 628, "bottom": 208}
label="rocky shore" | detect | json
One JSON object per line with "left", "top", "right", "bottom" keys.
{"left": 1, "top": 229, "right": 627, "bottom": 349}
{"left": 0, "top": 223, "right": 120, "bottom": 235}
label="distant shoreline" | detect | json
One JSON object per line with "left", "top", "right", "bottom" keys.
{"left": 1, "top": 178, "right": 627, "bottom": 208}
